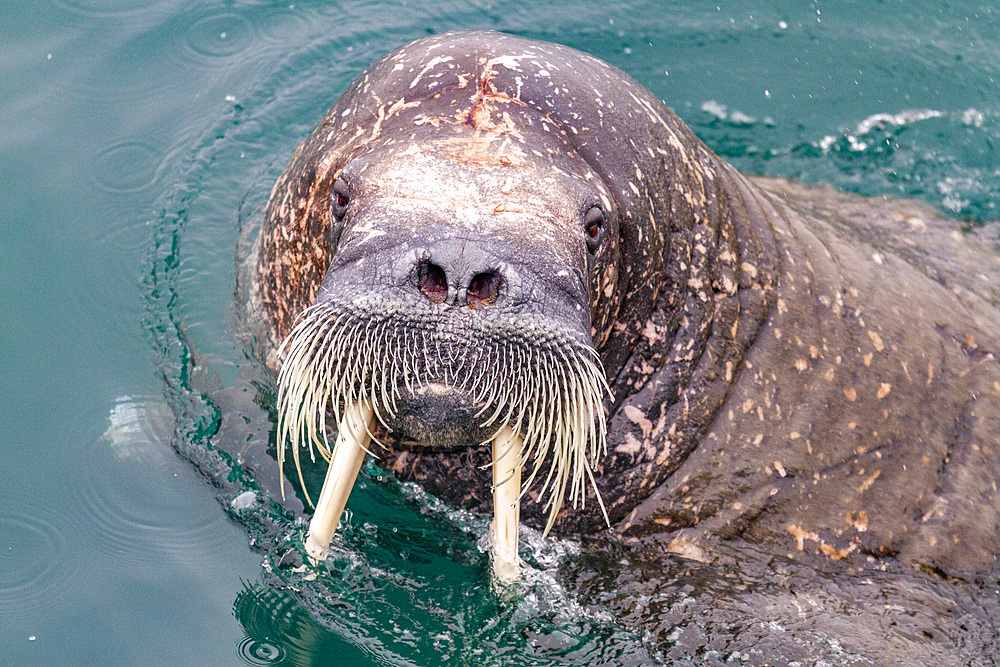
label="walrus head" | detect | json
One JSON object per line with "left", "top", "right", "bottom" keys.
{"left": 254, "top": 32, "right": 775, "bottom": 567}
{"left": 276, "top": 133, "right": 618, "bottom": 532}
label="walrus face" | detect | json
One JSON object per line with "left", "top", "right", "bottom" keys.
{"left": 276, "top": 130, "right": 620, "bottom": 535}
{"left": 326, "top": 143, "right": 609, "bottom": 434}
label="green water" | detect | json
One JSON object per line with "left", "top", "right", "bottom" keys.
{"left": 2, "top": 1, "right": 997, "bottom": 664}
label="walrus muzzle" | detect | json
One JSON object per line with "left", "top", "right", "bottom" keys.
{"left": 276, "top": 296, "right": 610, "bottom": 580}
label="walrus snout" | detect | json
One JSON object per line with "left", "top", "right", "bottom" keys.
{"left": 323, "top": 198, "right": 594, "bottom": 336}
{"left": 384, "top": 381, "right": 494, "bottom": 449}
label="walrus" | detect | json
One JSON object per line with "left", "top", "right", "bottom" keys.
{"left": 251, "top": 30, "right": 1000, "bottom": 581}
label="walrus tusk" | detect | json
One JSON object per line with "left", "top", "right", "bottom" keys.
{"left": 304, "top": 399, "right": 374, "bottom": 561}
{"left": 491, "top": 425, "right": 523, "bottom": 583}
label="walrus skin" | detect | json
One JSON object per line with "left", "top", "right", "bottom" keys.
{"left": 254, "top": 31, "right": 1000, "bottom": 577}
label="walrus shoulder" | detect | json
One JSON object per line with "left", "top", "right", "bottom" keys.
{"left": 622, "top": 176, "right": 1000, "bottom": 575}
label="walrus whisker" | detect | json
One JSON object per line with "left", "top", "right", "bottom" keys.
{"left": 313, "top": 333, "right": 335, "bottom": 458}
{"left": 349, "top": 325, "right": 386, "bottom": 453}
{"left": 367, "top": 321, "right": 393, "bottom": 431}
{"left": 373, "top": 320, "right": 394, "bottom": 421}
{"left": 585, "top": 457, "right": 611, "bottom": 527}
{"left": 342, "top": 331, "right": 385, "bottom": 456}
{"left": 275, "top": 300, "right": 611, "bottom": 563}
{"left": 397, "top": 332, "right": 412, "bottom": 394}
{"left": 519, "top": 357, "right": 546, "bottom": 454}
{"left": 402, "top": 328, "right": 418, "bottom": 395}
{"left": 382, "top": 326, "right": 402, "bottom": 417}
{"left": 506, "top": 371, "right": 530, "bottom": 444}
{"left": 569, "top": 374, "right": 588, "bottom": 509}
{"left": 278, "top": 353, "right": 317, "bottom": 505}
{"left": 491, "top": 341, "right": 523, "bottom": 429}
{"left": 472, "top": 379, "right": 499, "bottom": 419}
{"left": 490, "top": 435, "right": 521, "bottom": 488}
{"left": 471, "top": 341, "right": 490, "bottom": 384}
{"left": 481, "top": 376, "right": 522, "bottom": 451}
{"left": 481, "top": 339, "right": 514, "bottom": 424}
{"left": 330, "top": 322, "right": 359, "bottom": 421}
{"left": 282, "top": 320, "right": 336, "bottom": 470}
{"left": 477, "top": 373, "right": 514, "bottom": 429}
{"left": 473, "top": 352, "right": 500, "bottom": 404}
{"left": 526, "top": 360, "right": 567, "bottom": 499}
{"left": 278, "top": 310, "right": 342, "bottom": 505}
{"left": 309, "top": 321, "right": 340, "bottom": 460}
{"left": 531, "top": 356, "right": 558, "bottom": 454}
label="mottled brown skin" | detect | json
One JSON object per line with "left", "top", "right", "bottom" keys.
{"left": 254, "top": 31, "right": 1000, "bottom": 577}
{"left": 622, "top": 177, "right": 1000, "bottom": 575}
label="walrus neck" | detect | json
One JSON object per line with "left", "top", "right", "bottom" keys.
{"left": 590, "top": 159, "right": 781, "bottom": 530}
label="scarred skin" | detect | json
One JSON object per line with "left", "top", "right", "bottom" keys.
{"left": 254, "top": 31, "right": 1000, "bottom": 576}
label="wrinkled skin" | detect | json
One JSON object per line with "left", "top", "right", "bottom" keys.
{"left": 255, "top": 31, "right": 1000, "bottom": 583}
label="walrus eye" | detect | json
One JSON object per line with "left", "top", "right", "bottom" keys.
{"left": 331, "top": 177, "right": 350, "bottom": 220}
{"left": 584, "top": 206, "right": 605, "bottom": 252}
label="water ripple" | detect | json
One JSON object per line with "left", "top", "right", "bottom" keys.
{"left": 236, "top": 635, "right": 286, "bottom": 666}
{"left": 697, "top": 103, "right": 1000, "bottom": 221}
{"left": 72, "top": 471, "right": 228, "bottom": 565}
{"left": 0, "top": 503, "right": 78, "bottom": 614}
{"left": 62, "top": 396, "right": 235, "bottom": 565}
{"left": 233, "top": 584, "right": 296, "bottom": 665}
{"left": 91, "top": 141, "right": 161, "bottom": 193}
{"left": 185, "top": 13, "right": 255, "bottom": 60}
{"left": 256, "top": 10, "right": 312, "bottom": 45}
{"left": 53, "top": 0, "right": 167, "bottom": 17}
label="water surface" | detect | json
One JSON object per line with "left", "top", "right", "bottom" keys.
{"left": 2, "top": 1, "right": 997, "bottom": 664}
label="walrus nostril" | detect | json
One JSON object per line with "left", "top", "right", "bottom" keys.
{"left": 417, "top": 260, "right": 448, "bottom": 304}
{"left": 467, "top": 270, "right": 502, "bottom": 309}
